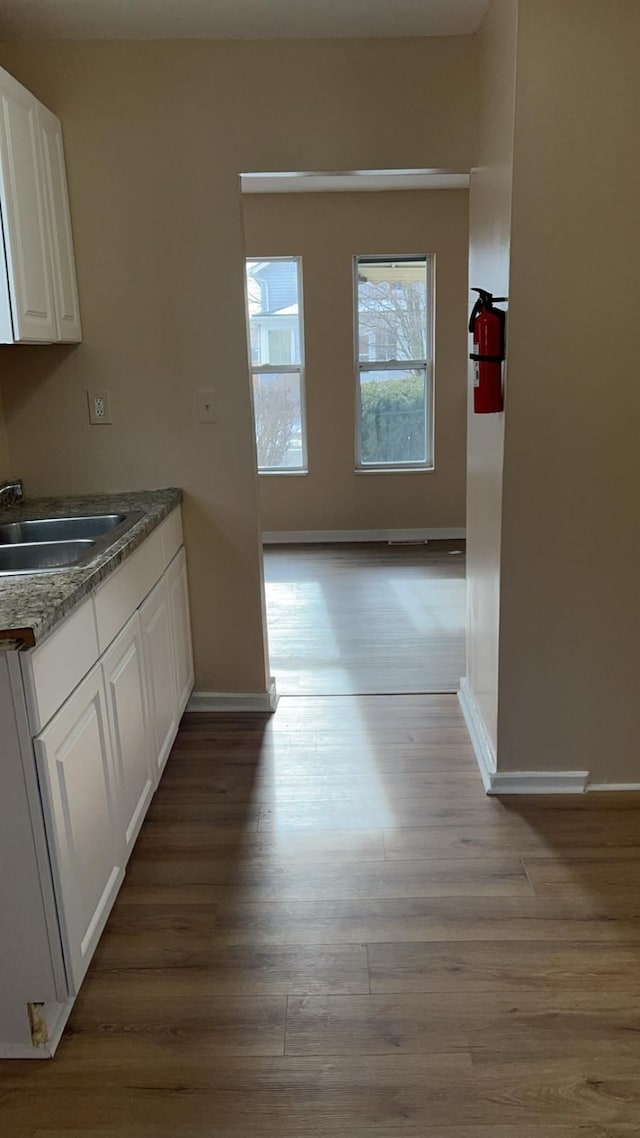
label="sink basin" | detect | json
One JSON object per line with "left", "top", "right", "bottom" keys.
{"left": 0, "top": 513, "right": 127, "bottom": 544}
{"left": 0, "top": 510, "right": 146, "bottom": 575}
{"left": 0, "top": 540, "right": 95, "bottom": 574}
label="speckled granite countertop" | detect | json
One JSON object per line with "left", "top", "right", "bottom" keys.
{"left": 0, "top": 488, "right": 182, "bottom": 647}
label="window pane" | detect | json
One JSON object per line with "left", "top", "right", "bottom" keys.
{"left": 359, "top": 368, "right": 427, "bottom": 466}
{"left": 268, "top": 329, "right": 293, "bottom": 365}
{"left": 246, "top": 258, "right": 301, "bottom": 365}
{"left": 252, "top": 370, "right": 305, "bottom": 470}
{"left": 357, "top": 259, "right": 428, "bottom": 362}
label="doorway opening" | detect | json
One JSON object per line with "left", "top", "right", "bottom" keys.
{"left": 241, "top": 169, "right": 469, "bottom": 697}
{"left": 263, "top": 541, "right": 465, "bottom": 696}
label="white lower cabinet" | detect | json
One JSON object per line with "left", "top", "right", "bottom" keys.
{"left": 140, "top": 574, "right": 179, "bottom": 776}
{"left": 3, "top": 515, "right": 195, "bottom": 1050}
{"left": 101, "top": 612, "right": 154, "bottom": 861}
{"left": 34, "top": 667, "right": 124, "bottom": 995}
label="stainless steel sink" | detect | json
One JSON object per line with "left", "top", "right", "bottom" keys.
{"left": 0, "top": 510, "right": 145, "bottom": 575}
{"left": 0, "top": 540, "right": 96, "bottom": 574}
{"left": 0, "top": 513, "right": 127, "bottom": 544}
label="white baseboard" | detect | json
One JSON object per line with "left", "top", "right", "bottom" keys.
{"left": 263, "top": 527, "right": 466, "bottom": 544}
{"left": 458, "top": 676, "right": 496, "bottom": 793}
{"left": 487, "top": 770, "right": 589, "bottom": 795}
{"left": 588, "top": 782, "right": 640, "bottom": 793}
{"left": 458, "top": 677, "right": 589, "bottom": 795}
{"left": 187, "top": 678, "right": 278, "bottom": 714}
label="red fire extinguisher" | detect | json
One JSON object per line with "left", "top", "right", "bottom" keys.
{"left": 469, "top": 287, "right": 507, "bottom": 414}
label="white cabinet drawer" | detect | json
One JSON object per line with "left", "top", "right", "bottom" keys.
{"left": 159, "top": 506, "right": 183, "bottom": 567}
{"left": 21, "top": 596, "right": 99, "bottom": 734}
{"left": 93, "top": 508, "right": 182, "bottom": 654}
{"left": 93, "top": 524, "right": 164, "bottom": 653}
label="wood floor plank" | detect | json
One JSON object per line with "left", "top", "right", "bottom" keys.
{"left": 160, "top": 768, "right": 483, "bottom": 803}
{"left": 263, "top": 793, "right": 640, "bottom": 835}
{"left": 284, "top": 991, "right": 640, "bottom": 1057}
{"left": 5, "top": 1054, "right": 640, "bottom": 1131}
{"left": 26, "top": 1126, "right": 640, "bottom": 1138}
{"left": 102, "top": 900, "right": 218, "bottom": 937}
{"left": 368, "top": 939, "right": 640, "bottom": 993}
{"left": 133, "top": 825, "right": 386, "bottom": 861}
{"left": 167, "top": 747, "right": 478, "bottom": 779}
{"left": 384, "top": 823, "right": 640, "bottom": 860}
{"left": 211, "top": 895, "right": 640, "bottom": 946}
{"left": 524, "top": 856, "right": 640, "bottom": 895}
{"left": 122, "top": 855, "right": 531, "bottom": 901}
{"left": 89, "top": 930, "right": 217, "bottom": 972}
{"left": 0, "top": 1053, "right": 472, "bottom": 1131}
{"left": 258, "top": 797, "right": 513, "bottom": 832}
{"left": 145, "top": 801, "right": 260, "bottom": 825}
{"left": 67, "top": 994, "right": 286, "bottom": 1056}
{"left": 83, "top": 944, "right": 370, "bottom": 998}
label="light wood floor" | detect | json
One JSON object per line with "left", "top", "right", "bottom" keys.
{"left": 263, "top": 542, "right": 466, "bottom": 694}
{"left": 4, "top": 694, "right": 640, "bottom": 1134}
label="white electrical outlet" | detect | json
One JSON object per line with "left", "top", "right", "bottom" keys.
{"left": 197, "top": 388, "right": 217, "bottom": 424}
{"left": 87, "top": 389, "right": 112, "bottom": 425}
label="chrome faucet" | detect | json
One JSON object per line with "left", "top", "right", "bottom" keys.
{"left": 0, "top": 479, "right": 23, "bottom": 508}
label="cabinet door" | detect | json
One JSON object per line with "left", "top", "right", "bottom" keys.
{"left": 102, "top": 612, "right": 154, "bottom": 861}
{"left": 0, "top": 69, "right": 56, "bottom": 342}
{"left": 140, "top": 575, "right": 179, "bottom": 776}
{"left": 34, "top": 666, "right": 124, "bottom": 995}
{"left": 167, "top": 548, "right": 194, "bottom": 715}
{"left": 37, "top": 102, "right": 82, "bottom": 342}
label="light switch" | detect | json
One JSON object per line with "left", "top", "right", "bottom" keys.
{"left": 197, "top": 388, "right": 217, "bottom": 424}
{"left": 87, "top": 389, "right": 112, "bottom": 425}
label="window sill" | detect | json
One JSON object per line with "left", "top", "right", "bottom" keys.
{"left": 259, "top": 469, "right": 309, "bottom": 477}
{"left": 354, "top": 465, "right": 434, "bottom": 475}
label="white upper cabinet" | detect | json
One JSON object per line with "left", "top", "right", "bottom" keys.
{"left": 0, "top": 69, "right": 56, "bottom": 342}
{"left": 0, "top": 66, "right": 81, "bottom": 344}
{"left": 38, "top": 103, "right": 82, "bottom": 342}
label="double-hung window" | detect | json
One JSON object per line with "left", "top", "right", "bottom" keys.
{"left": 354, "top": 255, "right": 433, "bottom": 470}
{"left": 245, "top": 257, "right": 307, "bottom": 473}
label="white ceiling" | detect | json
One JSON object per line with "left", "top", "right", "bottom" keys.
{"left": 241, "top": 170, "right": 470, "bottom": 194}
{"left": 0, "top": 0, "right": 489, "bottom": 41}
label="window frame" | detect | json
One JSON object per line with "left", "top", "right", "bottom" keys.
{"left": 353, "top": 254, "right": 435, "bottom": 473}
{"left": 246, "top": 255, "right": 308, "bottom": 476}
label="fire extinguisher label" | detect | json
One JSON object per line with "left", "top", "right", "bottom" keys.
{"left": 473, "top": 362, "right": 480, "bottom": 388}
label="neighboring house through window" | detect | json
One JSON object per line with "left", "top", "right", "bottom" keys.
{"left": 354, "top": 255, "right": 433, "bottom": 470}
{"left": 245, "top": 258, "right": 307, "bottom": 473}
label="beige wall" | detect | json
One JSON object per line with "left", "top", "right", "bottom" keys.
{"left": 0, "top": 38, "right": 475, "bottom": 693}
{"left": 496, "top": 0, "right": 640, "bottom": 782}
{"left": 465, "top": 0, "right": 518, "bottom": 755}
{"left": 243, "top": 190, "right": 468, "bottom": 533}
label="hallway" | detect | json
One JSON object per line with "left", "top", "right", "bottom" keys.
{"left": 3, "top": 694, "right": 640, "bottom": 1132}
{"left": 263, "top": 542, "right": 466, "bottom": 695}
